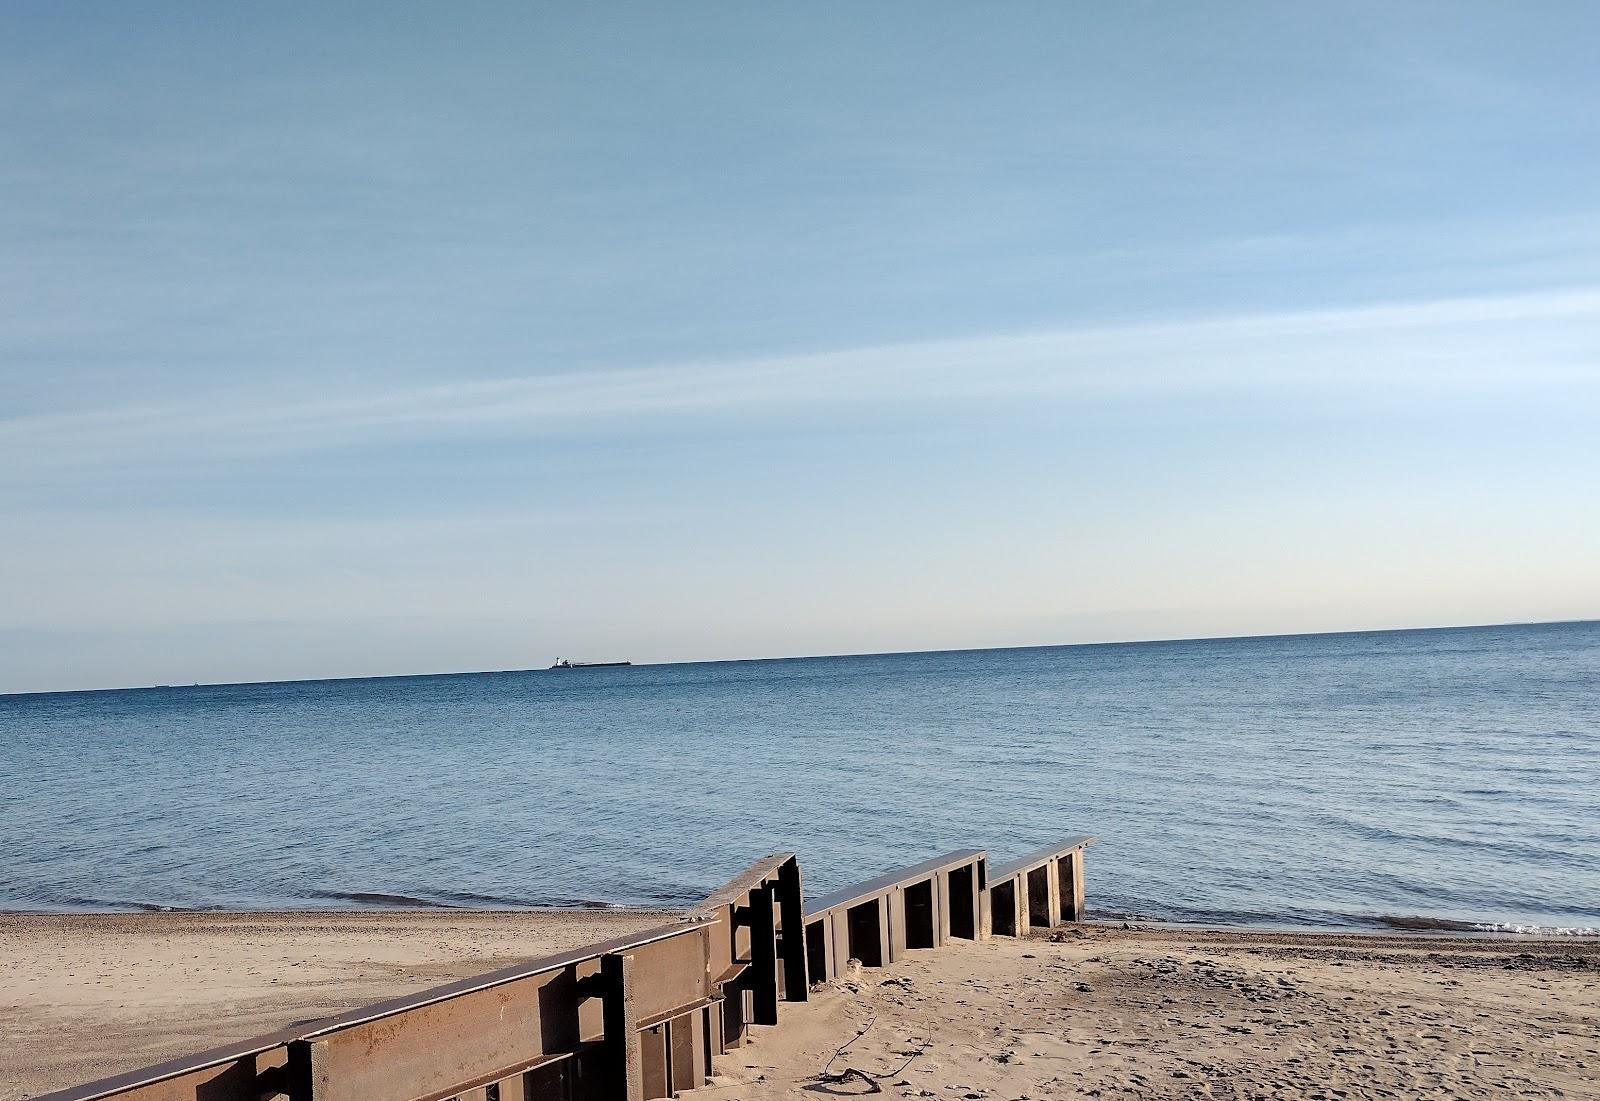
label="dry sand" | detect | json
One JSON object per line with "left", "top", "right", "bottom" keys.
{"left": 714, "top": 925, "right": 1600, "bottom": 1101}
{"left": 0, "top": 909, "right": 669, "bottom": 1100}
{"left": 4, "top": 913, "right": 1597, "bottom": 1101}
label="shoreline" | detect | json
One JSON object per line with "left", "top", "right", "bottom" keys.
{"left": 1095, "top": 914, "right": 1600, "bottom": 938}
{"left": 6, "top": 904, "right": 1595, "bottom": 939}
{"left": 6, "top": 910, "right": 1595, "bottom": 1101}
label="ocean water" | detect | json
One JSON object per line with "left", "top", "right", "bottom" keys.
{"left": 2, "top": 621, "right": 1597, "bottom": 931}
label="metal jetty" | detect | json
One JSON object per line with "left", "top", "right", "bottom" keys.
{"left": 39, "top": 836, "right": 1095, "bottom": 1101}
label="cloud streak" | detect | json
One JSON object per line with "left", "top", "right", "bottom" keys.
{"left": 4, "top": 286, "right": 1599, "bottom": 481}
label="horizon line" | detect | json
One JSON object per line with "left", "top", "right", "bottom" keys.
{"left": 5, "top": 615, "right": 1595, "bottom": 700}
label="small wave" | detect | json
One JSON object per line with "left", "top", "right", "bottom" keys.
{"left": 308, "top": 890, "right": 457, "bottom": 908}
{"left": 0, "top": 888, "right": 217, "bottom": 913}
{"left": 1101, "top": 899, "right": 1327, "bottom": 928}
{"left": 1375, "top": 914, "right": 1481, "bottom": 932}
{"left": 1092, "top": 897, "right": 1530, "bottom": 934}
{"left": 1470, "top": 921, "right": 1600, "bottom": 936}
{"left": 432, "top": 889, "right": 548, "bottom": 908}
{"left": 301, "top": 889, "right": 631, "bottom": 910}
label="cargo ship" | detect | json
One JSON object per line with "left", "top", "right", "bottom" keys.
{"left": 549, "top": 658, "right": 632, "bottom": 669}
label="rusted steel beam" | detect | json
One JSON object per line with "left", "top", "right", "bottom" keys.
{"left": 747, "top": 885, "right": 779, "bottom": 1024}
{"left": 802, "top": 915, "right": 833, "bottom": 984}
{"left": 804, "top": 850, "right": 990, "bottom": 971}
{"left": 986, "top": 836, "right": 1095, "bottom": 933}
{"left": 885, "top": 884, "right": 908, "bottom": 962}
{"left": 804, "top": 849, "right": 986, "bottom": 918}
{"left": 287, "top": 918, "right": 688, "bottom": 1042}
{"left": 1059, "top": 847, "right": 1086, "bottom": 921}
{"left": 691, "top": 852, "right": 797, "bottom": 1033}
{"left": 496, "top": 1070, "right": 529, "bottom": 1101}
{"left": 776, "top": 857, "right": 809, "bottom": 1001}
{"left": 946, "top": 860, "right": 982, "bottom": 941}
{"left": 29, "top": 1032, "right": 295, "bottom": 1101}
{"left": 988, "top": 877, "right": 1022, "bottom": 937}
{"left": 282, "top": 927, "right": 710, "bottom": 1101}
{"left": 668, "top": 1011, "right": 703, "bottom": 1094}
{"left": 602, "top": 953, "right": 644, "bottom": 1101}
{"left": 640, "top": 1024, "right": 667, "bottom": 1101}
{"left": 986, "top": 835, "right": 1096, "bottom": 882}
{"left": 685, "top": 853, "right": 795, "bottom": 921}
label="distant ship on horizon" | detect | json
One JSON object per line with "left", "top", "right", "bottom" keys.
{"left": 549, "top": 658, "right": 633, "bottom": 669}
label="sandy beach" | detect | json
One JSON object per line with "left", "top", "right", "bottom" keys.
{"left": 710, "top": 925, "right": 1600, "bottom": 1101}
{"left": 0, "top": 909, "right": 669, "bottom": 1100}
{"left": 5, "top": 912, "right": 1596, "bottom": 1101}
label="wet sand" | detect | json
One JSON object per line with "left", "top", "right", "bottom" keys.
{"left": 4, "top": 913, "right": 1597, "bottom": 1101}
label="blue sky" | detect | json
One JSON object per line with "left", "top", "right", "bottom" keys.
{"left": 3, "top": 2, "right": 1599, "bottom": 692}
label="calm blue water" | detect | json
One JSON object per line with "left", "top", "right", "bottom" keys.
{"left": 2, "top": 622, "right": 1597, "bottom": 931}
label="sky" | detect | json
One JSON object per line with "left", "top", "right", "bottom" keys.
{"left": 3, "top": 2, "right": 1599, "bottom": 693}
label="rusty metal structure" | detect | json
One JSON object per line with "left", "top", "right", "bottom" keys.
{"left": 38, "top": 836, "right": 1093, "bottom": 1101}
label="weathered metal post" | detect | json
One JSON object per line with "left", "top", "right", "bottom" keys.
{"left": 682, "top": 1007, "right": 711, "bottom": 1090}
{"left": 886, "top": 885, "right": 907, "bottom": 962}
{"left": 748, "top": 885, "right": 779, "bottom": 1024}
{"left": 1062, "top": 848, "right": 1086, "bottom": 921}
{"left": 839, "top": 909, "right": 854, "bottom": 970}
{"left": 285, "top": 1039, "right": 313, "bottom": 1101}
{"left": 969, "top": 860, "right": 985, "bottom": 940}
{"left": 946, "top": 860, "right": 981, "bottom": 941}
{"left": 777, "top": 857, "right": 809, "bottom": 1001}
{"left": 601, "top": 953, "right": 643, "bottom": 1101}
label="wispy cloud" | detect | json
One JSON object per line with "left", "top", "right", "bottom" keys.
{"left": 4, "top": 286, "right": 1598, "bottom": 481}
